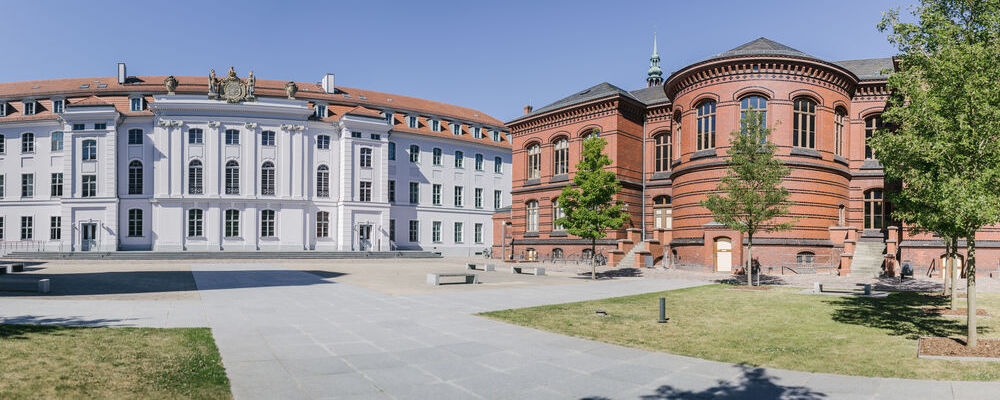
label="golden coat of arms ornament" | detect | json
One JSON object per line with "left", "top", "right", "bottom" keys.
{"left": 208, "top": 66, "right": 256, "bottom": 103}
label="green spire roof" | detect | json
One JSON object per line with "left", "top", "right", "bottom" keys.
{"left": 647, "top": 34, "right": 663, "bottom": 85}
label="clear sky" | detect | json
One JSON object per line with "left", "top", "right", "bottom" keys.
{"left": 2, "top": 0, "right": 917, "bottom": 122}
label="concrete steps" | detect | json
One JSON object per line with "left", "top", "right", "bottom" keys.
{"left": 852, "top": 240, "right": 886, "bottom": 277}
{"left": 2, "top": 251, "right": 442, "bottom": 261}
{"left": 615, "top": 241, "right": 647, "bottom": 269}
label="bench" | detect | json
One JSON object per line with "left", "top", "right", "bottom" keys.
{"left": 427, "top": 273, "right": 478, "bottom": 286}
{"left": 511, "top": 265, "right": 546, "bottom": 276}
{"left": 466, "top": 263, "right": 495, "bottom": 272}
{"left": 815, "top": 282, "right": 871, "bottom": 295}
{"left": 0, "top": 278, "right": 50, "bottom": 293}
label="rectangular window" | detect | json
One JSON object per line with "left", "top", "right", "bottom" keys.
{"left": 454, "top": 186, "right": 464, "bottom": 207}
{"left": 494, "top": 190, "right": 502, "bottom": 209}
{"left": 0, "top": 136, "right": 4, "bottom": 153}
{"left": 24, "top": 101, "right": 35, "bottom": 116}
{"left": 222, "top": 209, "right": 239, "bottom": 238}
{"left": 492, "top": 130, "right": 502, "bottom": 142}
{"left": 407, "top": 116, "right": 418, "bottom": 129}
{"left": 834, "top": 111, "right": 846, "bottom": 157}
{"left": 360, "top": 147, "right": 372, "bottom": 168}
{"left": 94, "top": 123, "right": 106, "bottom": 130}
{"left": 128, "top": 209, "right": 143, "bottom": 237}
{"left": 409, "top": 182, "right": 419, "bottom": 204}
{"left": 189, "top": 128, "right": 203, "bottom": 144}
{"left": 315, "top": 104, "right": 327, "bottom": 119}
{"left": 50, "top": 216, "right": 61, "bottom": 240}
{"left": 260, "top": 210, "right": 276, "bottom": 238}
{"left": 351, "top": 131, "right": 362, "bottom": 138}
{"left": 82, "top": 139, "right": 97, "bottom": 160}
{"left": 225, "top": 129, "right": 240, "bottom": 145}
{"left": 82, "top": 175, "right": 97, "bottom": 197}
{"left": 494, "top": 156, "right": 503, "bottom": 173}
{"left": 389, "top": 219, "right": 396, "bottom": 242}
{"left": 0, "top": 217, "right": 4, "bottom": 240}
{"left": 128, "top": 128, "right": 143, "bottom": 145}
{"left": 474, "top": 223, "right": 483, "bottom": 244}
{"left": 21, "top": 216, "right": 33, "bottom": 240}
{"left": 370, "top": 134, "right": 380, "bottom": 140}
{"left": 475, "top": 188, "right": 483, "bottom": 208}
{"left": 53, "top": 99, "right": 63, "bottom": 114}
{"left": 454, "top": 151, "right": 464, "bottom": 168}
{"left": 22, "top": 133, "right": 34, "bottom": 153}
{"left": 187, "top": 209, "right": 203, "bottom": 237}
{"left": 0, "top": 102, "right": 5, "bottom": 117}
{"left": 261, "top": 131, "right": 276, "bottom": 146}
{"left": 432, "top": 221, "right": 442, "bottom": 242}
{"left": 388, "top": 142, "right": 395, "bottom": 160}
{"left": 473, "top": 127, "right": 482, "bottom": 139}
{"left": 51, "top": 173, "right": 63, "bottom": 197}
{"left": 316, "top": 211, "right": 329, "bottom": 238}
{"left": 452, "top": 123, "right": 461, "bottom": 135}
{"left": 409, "top": 145, "right": 419, "bottom": 162}
{"left": 408, "top": 220, "right": 419, "bottom": 242}
{"left": 72, "top": 123, "right": 85, "bottom": 131}
{"left": 431, "top": 119, "right": 440, "bottom": 132}
{"left": 454, "top": 222, "right": 463, "bottom": 243}
{"left": 21, "top": 174, "right": 33, "bottom": 198}
{"left": 433, "top": 148, "right": 442, "bottom": 165}
{"left": 51, "top": 131, "right": 63, "bottom": 151}
{"left": 130, "top": 97, "right": 143, "bottom": 112}
{"left": 0, "top": 175, "right": 4, "bottom": 198}
{"left": 317, "top": 135, "right": 330, "bottom": 149}
{"left": 432, "top": 184, "right": 442, "bottom": 205}
{"left": 475, "top": 154, "right": 484, "bottom": 171}
{"left": 359, "top": 181, "right": 372, "bottom": 202}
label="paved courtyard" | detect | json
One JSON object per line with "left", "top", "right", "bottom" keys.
{"left": 2, "top": 260, "right": 998, "bottom": 399}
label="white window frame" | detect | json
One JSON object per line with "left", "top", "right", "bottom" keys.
{"left": 23, "top": 100, "right": 36, "bottom": 116}
{"left": 130, "top": 96, "right": 144, "bottom": 112}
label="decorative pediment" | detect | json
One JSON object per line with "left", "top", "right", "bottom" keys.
{"left": 208, "top": 66, "right": 256, "bottom": 103}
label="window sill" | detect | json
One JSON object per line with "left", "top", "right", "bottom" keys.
{"left": 549, "top": 230, "right": 568, "bottom": 237}
{"left": 223, "top": 237, "right": 243, "bottom": 241}
{"left": 833, "top": 155, "right": 849, "bottom": 166}
{"left": 524, "top": 232, "right": 539, "bottom": 238}
{"left": 690, "top": 149, "right": 716, "bottom": 160}
{"left": 650, "top": 171, "right": 671, "bottom": 181}
{"left": 551, "top": 174, "right": 569, "bottom": 183}
{"left": 187, "top": 236, "right": 207, "bottom": 240}
{"left": 260, "top": 237, "right": 279, "bottom": 241}
{"left": 790, "top": 147, "right": 822, "bottom": 159}
{"left": 524, "top": 178, "right": 541, "bottom": 186}
{"left": 861, "top": 159, "right": 883, "bottom": 170}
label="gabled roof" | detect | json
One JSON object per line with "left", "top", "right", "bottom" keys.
{"left": 834, "top": 58, "right": 894, "bottom": 81}
{"left": 710, "top": 37, "right": 815, "bottom": 60}
{"left": 629, "top": 86, "right": 670, "bottom": 106}
{"left": 344, "top": 105, "right": 384, "bottom": 119}
{"left": 509, "top": 82, "right": 638, "bottom": 124}
{"left": 70, "top": 95, "right": 112, "bottom": 106}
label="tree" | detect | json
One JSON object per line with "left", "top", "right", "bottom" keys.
{"left": 700, "top": 109, "right": 793, "bottom": 286}
{"left": 555, "top": 136, "right": 630, "bottom": 279}
{"left": 874, "top": 0, "right": 1000, "bottom": 347}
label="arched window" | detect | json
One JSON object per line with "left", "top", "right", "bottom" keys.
{"left": 552, "top": 248, "right": 564, "bottom": 259}
{"left": 553, "top": 138, "right": 569, "bottom": 175}
{"left": 838, "top": 205, "right": 846, "bottom": 226}
{"left": 793, "top": 97, "right": 817, "bottom": 149}
{"left": 526, "top": 200, "right": 539, "bottom": 232}
{"left": 128, "top": 160, "right": 143, "bottom": 195}
{"left": 527, "top": 143, "right": 541, "bottom": 179}
{"left": 582, "top": 248, "right": 594, "bottom": 259}
{"left": 260, "top": 161, "right": 275, "bottom": 196}
{"left": 225, "top": 160, "right": 240, "bottom": 195}
{"left": 796, "top": 251, "right": 815, "bottom": 264}
{"left": 653, "top": 195, "right": 672, "bottom": 229}
{"left": 188, "top": 160, "right": 203, "bottom": 194}
{"left": 260, "top": 209, "right": 276, "bottom": 237}
{"left": 739, "top": 95, "right": 768, "bottom": 133}
{"left": 82, "top": 139, "right": 97, "bottom": 160}
{"left": 653, "top": 133, "right": 672, "bottom": 172}
{"left": 834, "top": 108, "right": 847, "bottom": 157}
{"left": 865, "top": 115, "right": 883, "bottom": 159}
{"left": 21, "top": 132, "right": 35, "bottom": 153}
{"left": 583, "top": 128, "right": 599, "bottom": 139}
{"left": 187, "top": 208, "right": 203, "bottom": 237}
{"left": 316, "top": 211, "right": 330, "bottom": 238}
{"left": 316, "top": 165, "right": 330, "bottom": 197}
{"left": 552, "top": 200, "right": 565, "bottom": 231}
{"left": 864, "top": 189, "right": 884, "bottom": 229}
{"left": 128, "top": 209, "right": 143, "bottom": 237}
{"left": 696, "top": 101, "right": 716, "bottom": 150}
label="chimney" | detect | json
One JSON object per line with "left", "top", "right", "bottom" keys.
{"left": 117, "top": 63, "right": 127, "bottom": 84}
{"left": 321, "top": 73, "right": 335, "bottom": 94}
{"left": 523, "top": 105, "right": 533, "bottom": 115}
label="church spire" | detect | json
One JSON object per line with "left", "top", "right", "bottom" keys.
{"left": 647, "top": 34, "right": 663, "bottom": 87}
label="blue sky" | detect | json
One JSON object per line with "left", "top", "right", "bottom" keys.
{"left": 2, "top": 0, "right": 916, "bottom": 122}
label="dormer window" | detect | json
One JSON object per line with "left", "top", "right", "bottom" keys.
{"left": 23, "top": 100, "right": 35, "bottom": 116}
{"left": 452, "top": 123, "right": 462, "bottom": 135}
{"left": 315, "top": 104, "right": 327, "bottom": 119}
{"left": 492, "top": 130, "right": 502, "bottom": 142}
{"left": 52, "top": 99, "right": 64, "bottom": 114}
{"left": 130, "top": 96, "right": 144, "bottom": 112}
{"left": 473, "top": 126, "right": 482, "bottom": 139}
{"left": 407, "top": 116, "right": 418, "bottom": 129}
{"left": 0, "top": 101, "right": 6, "bottom": 117}
{"left": 431, "top": 119, "right": 440, "bottom": 132}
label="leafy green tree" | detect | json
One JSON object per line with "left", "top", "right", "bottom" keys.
{"left": 555, "top": 136, "right": 630, "bottom": 279}
{"left": 874, "top": 0, "right": 1000, "bottom": 347}
{"left": 700, "top": 109, "right": 793, "bottom": 286}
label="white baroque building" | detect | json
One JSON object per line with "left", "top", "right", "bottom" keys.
{"left": 0, "top": 66, "right": 511, "bottom": 256}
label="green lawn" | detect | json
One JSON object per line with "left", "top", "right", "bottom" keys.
{"left": 0, "top": 325, "right": 231, "bottom": 399}
{"left": 482, "top": 284, "right": 1000, "bottom": 381}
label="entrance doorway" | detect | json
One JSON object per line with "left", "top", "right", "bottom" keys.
{"left": 81, "top": 223, "right": 97, "bottom": 251}
{"left": 715, "top": 238, "right": 732, "bottom": 272}
{"left": 358, "top": 224, "right": 372, "bottom": 251}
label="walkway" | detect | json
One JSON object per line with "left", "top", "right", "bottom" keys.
{"left": 2, "top": 263, "right": 997, "bottom": 399}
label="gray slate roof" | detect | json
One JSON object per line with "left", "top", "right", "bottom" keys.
{"left": 629, "top": 86, "right": 670, "bottom": 106}
{"left": 510, "top": 82, "right": 639, "bottom": 123}
{"left": 710, "top": 37, "right": 815, "bottom": 60}
{"left": 833, "top": 58, "right": 894, "bottom": 80}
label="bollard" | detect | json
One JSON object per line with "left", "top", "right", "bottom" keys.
{"left": 863, "top": 284, "right": 871, "bottom": 296}
{"left": 813, "top": 282, "right": 821, "bottom": 293}
{"left": 658, "top": 297, "right": 669, "bottom": 323}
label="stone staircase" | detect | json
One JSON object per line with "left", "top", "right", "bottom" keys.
{"left": 615, "top": 241, "right": 647, "bottom": 269}
{"left": 851, "top": 239, "right": 886, "bottom": 277}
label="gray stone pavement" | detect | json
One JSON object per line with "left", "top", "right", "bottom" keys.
{"left": 2, "top": 263, "right": 998, "bottom": 399}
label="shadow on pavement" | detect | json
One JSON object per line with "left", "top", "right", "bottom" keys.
{"left": 573, "top": 268, "right": 644, "bottom": 280}
{"left": 826, "top": 291, "right": 978, "bottom": 339}
{"left": 583, "top": 365, "right": 826, "bottom": 400}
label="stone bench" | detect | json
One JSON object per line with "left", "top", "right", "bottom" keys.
{"left": 511, "top": 265, "right": 546, "bottom": 276}
{"left": 427, "top": 273, "right": 478, "bottom": 286}
{"left": 0, "top": 263, "right": 25, "bottom": 274}
{"left": 815, "top": 282, "right": 871, "bottom": 295}
{"left": 466, "top": 263, "right": 495, "bottom": 272}
{"left": 0, "top": 278, "right": 50, "bottom": 293}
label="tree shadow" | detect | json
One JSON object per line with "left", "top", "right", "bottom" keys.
{"left": 825, "top": 291, "right": 983, "bottom": 339}
{"left": 582, "top": 365, "right": 826, "bottom": 400}
{"left": 572, "top": 268, "right": 643, "bottom": 280}
{"left": 0, "top": 316, "right": 139, "bottom": 338}
{"left": 714, "top": 274, "right": 788, "bottom": 286}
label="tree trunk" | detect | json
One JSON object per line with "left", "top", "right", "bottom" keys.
{"left": 943, "top": 239, "right": 951, "bottom": 297}
{"left": 591, "top": 237, "right": 597, "bottom": 280}
{"left": 967, "top": 235, "right": 977, "bottom": 347}
{"left": 747, "top": 235, "right": 754, "bottom": 287}
{"left": 950, "top": 237, "right": 958, "bottom": 311}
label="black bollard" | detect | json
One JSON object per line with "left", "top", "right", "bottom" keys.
{"left": 658, "top": 297, "right": 669, "bottom": 323}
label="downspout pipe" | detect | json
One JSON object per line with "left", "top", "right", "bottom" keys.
{"left": 641, "top": 114, "right": 647, "bottom": 240}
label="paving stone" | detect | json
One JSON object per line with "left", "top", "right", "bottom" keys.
{"left": 339, "top": 353, "right": 407, "bottom": 371}
{"left": 278, "top": 356, "right": 355, "bottom": 377}
{"left": 297, "top": 373, "right": 383, "bottom": 398}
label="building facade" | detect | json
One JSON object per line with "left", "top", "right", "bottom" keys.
{"left": 498, "top": 37, "right": 999, "bottom": 277}
{"left": 0, "top": 67, "right": 511, "bottom": 256}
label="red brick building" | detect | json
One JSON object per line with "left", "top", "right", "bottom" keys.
{"left": 494, "top": 37, "right": 999, "bottom": 278}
